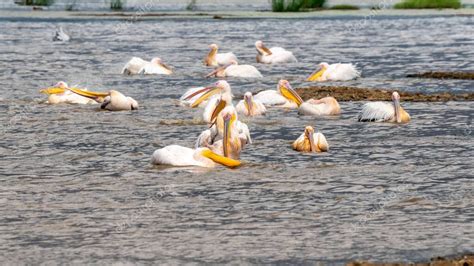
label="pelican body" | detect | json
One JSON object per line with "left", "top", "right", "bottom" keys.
{"left": 298, "top": 97, "right": 341, "bottom": 116}
{"left": 122, "top": 57, "right": 173, "bottom": 75}
{"left": 255, "top": 41, "right": 297, "bottom": 64}
{"left": 254, "top": 79, "right": 303, "bottom": 109}
{"left": 307, "top": 62, "right": 360, "bottom": 82}
{"left": 235, "top": 92, "right": 266, "bottom": 117}
{"left": 358, "top": 91, "right": 410, "bottom": 123}
{"left": 40, "top": 82, "right": 95, "bottom": 105}
{"left": 292, "top": 126, "right": 328, "bottom": 153}
{"left": 206, "top": 60, "right": 262, "bottom": 79}
{"left": 151, "top": 146, "right": 240, "bottom": 168}
{"left": 53, "top": 27, "right": 70, "bottom": 42}
{"left": 68, "top": 88, "right": 138, "bottom": 111}
{"left": 204, "top": 44, "right": 238, "bottom": 67}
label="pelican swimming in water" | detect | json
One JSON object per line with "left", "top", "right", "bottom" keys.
{"left": 122, "top": 57, "right": 173, "bottom": 75}
{"left": 40, "top": 81, "right": 95, "bottom": 105}
{"left": 298, "top": 97, "right": 341, "bottom": 116}
{"left": 204, "top": 43, "right": 238, "bottom": 67}
{"left": 151, "top": 146, "right": 240, "bottom": 168}
{"left": 358, "top": 91, "right": 410, "bottom": 123}
{"left": 235, "top": 92, "right": 266, "bottom": 117}
{"left": 307, "top": 62, "right": 360, "bottom": 82}
{"left": 292, "top": 126, "right": 329, "bottom": 153}
{"left": 53, "top": 27, "right": 70, "bottom": 42}
{"left": 206, "top": 60, "right": 262, "bottom": 79}
{"left": 255, "top": 40, "right": 297, "bottom": 64}
{"left": 254, "top": 80, "right": 303, "bottom": 109}
{"left": 67, "top": 88, "right": 138, "bottom": 111}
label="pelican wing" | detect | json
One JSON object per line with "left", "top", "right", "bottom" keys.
{"left": 216, "top": 52, "right": 238, "bottom": 65}
{"left": 358, "top": 102, "right": 394, "bottom": 122}
{"left": 236, "top": 121, "right": 252, "bottom": 145}
{"left": 254, "top": 90, "right": 287, "bottom": 106}
{"left": 122, "top": 57, "right": 148, "bottom": 75}
{"left": 315, "top": 132, "right": 329, "bottom": 152}
{"left": 152, "top": 145, "right": 209, "bottom": 167}
{"left": 225, "top": 65, "right": 263, "bottom": 78}
{"left": 327, "top": 63, "right": 360, "bottom": 81}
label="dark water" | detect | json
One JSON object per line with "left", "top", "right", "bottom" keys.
{"left": 0, "top": 14, "right": 473, "bottom": 264}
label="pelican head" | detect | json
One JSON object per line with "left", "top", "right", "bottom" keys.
{"left": 255, "top": 40, "right": 272, "bottom": 56}
{"left": 204, "top": 44, "right": 219, "bottom": 66}
{"left": 205, "top": 60, "right": 238, "bottom": 78}
{"left": 392, "top": 91, "right": 402, "bottom": 123}
{"left": 221, "top": 106, "right": 238, "bottom": 158}
{"left": 307, "top": 62, "right": 329, "bottom": 81}
{"left": 40, "top": 81, "right": 68, "bottom": 95}
{"left": 243, "top": 92, "right": 254, "bottom": 116}
{"left": 151, "top": 57, "right": 173, "bottom": 72}
{"left": 304, "top": 126, "right": 318, "bottom": 152}
{"left": 189, "top": 80, "right": 232, "bottom": 108}
{"left": 277, "top": 79, "right": 303, "bottom": 106}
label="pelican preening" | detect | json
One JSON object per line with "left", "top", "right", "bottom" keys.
{"left": 254, "top": 79, "right": 303, "bottom": 109}
{"left": 235, "top": 92, "right": 267, "bottom": 117}
{"left": 292, "top": 126, "right": 329, "bottom": 153}
{"left": 67, "top": 88, "right": 139, "bottom": 111}
{"left": 53, "top": 27, "right": 70, "bottom": 42}
{"left": 122, "top": 57, "right": 173, "bottom": 75}
{"left": 40, "top": 82, "right": 95, "bottom": 105}
{"left": 255, "top": 40, "right": 297, "bottom": 64}
{"left": 151, "top": 146, "right": 240, "bottom": 168}
{"left": 206, "top": 60, "right": 263, "bottom": 78}
{"left": 358, "top": 91, "right": 410, "bottom": 123}
{"left": 204, "top": 44, "right": 238, "bottom": 67}
{"left": 307, "top": 62, "right": 360, "bottom": 82}
{"left": 298, "top": 97, "right": 341, "bottom": 116}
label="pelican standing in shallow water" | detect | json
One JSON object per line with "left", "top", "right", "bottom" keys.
{"left": 358, "top": 91, "right": 410, "bottom": 123}
{"left": 298, "top": 97, "right": 341, "bottom": 116}
{"left": 307, "top": 62, "right": 360, "bottom": 82}
{"left": 67, "top": 88, "right": 138, "bottom": 111}
{"left": 206, "top": 60, "right": 262, "bottom": 78}
{"left": 292, "top": 126, "right": 329, "bottom": 153}
{"left": 235, "top": 92, "right": 266, "bottom": 117}
{"left": 40, "top": 81, "right": 95, "bottom": 105}
{"left": 122, "top": 57, "right": 173, "bottom": 75}
{"left": 255, "top": 40, "right": 297, "bottom": 64}
{"left": 204, "top": 44, "right": 238, "bottom": 67}
{"left": 254, "top": 80, "right": 303, "bottom": 109}
{"left": 151, "top": 146, "right": 240, "bottom": 168}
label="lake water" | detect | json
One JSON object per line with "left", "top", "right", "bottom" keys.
{"left": 0, "top": 13, "right": 473, "bottom": 264}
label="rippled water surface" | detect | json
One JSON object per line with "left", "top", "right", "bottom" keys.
{"left": 0, "top": 14, "right": 473, "bottom": 264}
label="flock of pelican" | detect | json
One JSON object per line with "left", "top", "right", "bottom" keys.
{"left": 41, "top": 40, "right": 410, "bottom": 168}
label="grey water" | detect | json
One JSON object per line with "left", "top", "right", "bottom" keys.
{"left": 0, "top": 13, "right": 473, "bottom": 264}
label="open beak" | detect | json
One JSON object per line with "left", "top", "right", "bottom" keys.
{"left": 306, "top": 66, "right": 325, "bottom": 82}
{"left": 209, "top": 99, "right": 227, "bottom": 125}
{"left": 244, "top": 96, "right": 253, "bottom": 115}
{"left": 223, "top": 114, "right": 232, "bottom": 158}
{"left": 393, "top": 98, "right": 401, "bottom": 123}
{"left": 200, "top": 149, "right": 241, "bottom": 168}
{"left": 205, "top": 63, "right": 230, "bottom": 78}
{"left": 279, "top": 83, "right": 303, "bottom": 106}
{"left": 190, "top": 86, "right": 221, "bottom": 108}
{"left": 67, "top": 88, "right": 109, "bottom": 103}
{"left": 40, "top": 87, "right": 65, "bottom": 95}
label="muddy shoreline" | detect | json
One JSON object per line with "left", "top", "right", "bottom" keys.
{"left": 294, "top": 86, "right": 474, "bottom": 102}
{"left": 407, "top": 71, "right": 474, "bottom": 80}
{"left": 347, "top": 254, "right": 474, "bottom": 266}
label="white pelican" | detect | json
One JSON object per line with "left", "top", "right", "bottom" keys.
{"left": 122, "top": 57, "right": 173, "bottom": 75}
{"left": 298, "top": 97, "right": 341, "bottom": 116}
{"left": 235, "top": 92, "right": 266, "bottom": 117}
{"left": 53, "top": 27, "right": 70, "bottom": 42}
{"left": 292, "top": 126, "right": 328, "bottom": 153}
{"left": 307, "top": 62, "right": 360, "bottom": 82}
{"left": 67, "top": 88, "right": 138, "bottom": 111}
{"left": 40, "top": 81, "right": 95, "bottom": 105}
{"left": 151, "top": 146, "right": 240, "bottom": 168}
{"left": 206, "top": 60, "right": 263, "bottom": 79}
{"left": 254, "top": 79, "right": 303, "bottom": 109}
{"left": 358, "top": 91, "right": 410, "bottom": 123}
{"left": 204, "top": 44, "right": 238, "bottom": 67}
{"left": 255, "top": 40, "right": 297, "bottom": 64}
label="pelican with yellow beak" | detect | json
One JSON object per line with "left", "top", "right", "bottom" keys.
{"left": 204, "top": 44, "right": 238, "bottom": 67}
{"left": 67, "top": 88, "right": 138, "bottom": 111}
{"left": 151, "top": 146, "right": 240, "bottom": 168}
{"left": 292, "top": 126, "right": 329, "bottom": 153}
{"left": 254, "top": 80, "right": 303, "bottom": 109}
{"left": 122, "top": 57, "right": 173, "bottom": 75}
{"left": 255, "top": 40, "right": 297, "bottom": 64}
{"left": 40, "top": 81, "right": 96, "bottom": 105}
{"left": 358, "top": 91, "right": 410, "bottom": 123}
{"left": 235, "top": 92, "right": 266, "bottom": 117}
{"left": 206, "top": 60, "right": 262, "bottom": 79}
{"left": 298, "top": 97, "right": 341, "bottom": 116}
{"left": 307, "top": 62, "right": 360, "bottom": 82}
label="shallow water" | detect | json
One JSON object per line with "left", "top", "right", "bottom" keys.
{"left": 0, "top": 14, "right": 473, "bottom": 264}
